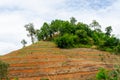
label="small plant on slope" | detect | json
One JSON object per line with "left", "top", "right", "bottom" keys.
{"left": 0, "top": 61, "right": 9, "bottom": 80}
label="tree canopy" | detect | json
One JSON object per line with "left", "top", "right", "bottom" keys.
{"left": 24, "top": 17, "right": 120, "bottom": 54}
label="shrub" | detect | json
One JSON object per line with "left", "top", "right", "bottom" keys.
{"left": 96, "top": 68, "right": 108, "bottom": 80}
{"left": 96, "top": 67, "right": 120, "bottom": 80}
{"left": 14, "top": 77, "right": 19, "bottom": 80}
{"left": 40, "top": 78, "right": 49, "bottom": 80}
{"left": 75, "top": 30, "right": 87, "bottom": 38}
{"left": 114, "top": 44, "right": 120, "bottom": 54}
{"left": 54, "top": 34, "right": 78, "bottom": 48}
{"left": 0, "top": 61, "right": 9, "bottom": 80}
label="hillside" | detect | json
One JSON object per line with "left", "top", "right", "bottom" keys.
{"left": 0, "top": 41, "right": 120, "bottom": 80}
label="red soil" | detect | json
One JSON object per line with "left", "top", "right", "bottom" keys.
{"left": 0, "top": 41, "right": 118, "bottom": 80}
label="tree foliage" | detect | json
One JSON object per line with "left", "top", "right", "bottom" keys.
{"left": 105, "top": 26, "right": 112, "bottom": 36}
{"left": 24, "top": 23, "right": 36, "bottom": 44}
{"left": 70, "top": 17, "right": 77, "bottom": 25}
{"left": 90, "top": 20, "right": 101, "bottom": 32}
{"left": 21, "top": 39, "right": 27, "bottom": 47}
{"left": 35, "top": 17, "right": 120, "bottom": 53}
{"left": 55, "top": 34, "right": 78, "bottom": 48}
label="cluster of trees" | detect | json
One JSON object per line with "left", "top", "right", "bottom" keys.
{"left": 22, "top": 17, "right": 120, "bottom": 54}
{"left": 35, "top": 17, "right": 120, "bottom": 54}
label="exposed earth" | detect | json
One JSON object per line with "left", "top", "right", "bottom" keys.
{"left": 0, "top": 41, "right": 119, "bottom": 80}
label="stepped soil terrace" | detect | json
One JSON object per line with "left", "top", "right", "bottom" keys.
{"left": 0, "top": 41, "right": 120, "bottom": 80}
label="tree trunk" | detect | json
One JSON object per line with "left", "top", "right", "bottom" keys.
{"left": 31, "top": 36, "right": 34, "bottom": 44}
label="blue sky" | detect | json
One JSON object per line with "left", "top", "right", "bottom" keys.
{"left": 0, "top": 0, "right": 120, "bottom": 55}
{"left": 66, "top": 0, "right": 114, "bottom": 10}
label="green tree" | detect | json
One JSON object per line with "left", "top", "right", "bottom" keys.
{"left": 55, "top": 34, "right": 78, "bottom": 48}
{"left": 76, "top": 22, "right": 92, "bottom": 37}
{"left": 105, "top": 26, "right": 112, "bottom": 36}
{"left": 35, "top": 17, "right": 120, "bottom": 53}
{"left": 50, "top": 20, "right": 63, "bottom": 34}
{"left": 40, "top": 22, "right": 50, "bottom": 40}
{"left": 24, "top": 23, "right": 36, "bottom": 44}
{"left": 70, "top": 17, "right": 77, "bottom": 25}
{"left": 35, "top": 29, "right": 40, "bottom": 41}
{"left": 90, "top": 20, "right": 101, "bottom": 32}
{"left": 59, "top": 21, "right": 75, "bottom": 35}
{"left": 0, "top": 61, "right": 9, "bottom": 80}
{"left": 104, "top": 36, "right": 119, "bottom": 48}
{"left": 21, "top": 39, "right": 27, "bottom": 47}
{"left": 75, "top": 30, "right": 93, "bottom": 45}
{"left": 92, "top": 31, "right": 106, "bottom": 46}
{"left": 115, "top": 45, "right": 120, "bottom": 54}
{"left": 75, "top": 30, "right": 87, "bottom": 38}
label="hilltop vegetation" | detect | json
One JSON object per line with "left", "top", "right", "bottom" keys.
{"left": 31, "top": 17, "right": 120, "bottom": 54}
{"left": 1, "top": 16, "right": 120, "bottom": 79}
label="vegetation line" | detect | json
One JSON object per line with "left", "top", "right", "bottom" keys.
{"left": 23, "top": 17, "right": 120, "bottom": 54}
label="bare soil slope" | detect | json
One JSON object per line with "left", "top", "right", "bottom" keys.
{"left": 0, "top": 41, "right": 119, "bottom": 80}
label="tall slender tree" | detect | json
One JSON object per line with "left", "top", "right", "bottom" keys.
{"left": 70, "top": 17, "right": 77, "bottom": 25}
{"left": 90, "top": 20, "right": 101, "bottom": 32}
{"left": 24, "top": 23, "right": 36, "bottom": 44}
{"left": 105, "top": 26, "right": 112, "bottom": 36}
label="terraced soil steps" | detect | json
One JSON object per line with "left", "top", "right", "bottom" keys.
{"left": 13, "top": 71, "right": 97, "bottom": 80}
{"left": 9, "top": 64, "right": 112, "bottom": 74}
{"left": 8, "top": 59, "right": 113, "bottom": 78}
{"left": 9, "top": 63, "right": 113, "bottom": 71}
{"left": 1, "top": 41, "right": 117, "bottom": 80}
{"left": 5, "top": 53, "right": 113, "bottom": 79}
{"left": 2, "top": 56, "right": 66, "bottom": 63}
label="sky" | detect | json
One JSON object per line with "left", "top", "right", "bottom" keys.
{"left": 0, "top": 0, "right": 120, "bottom": 55}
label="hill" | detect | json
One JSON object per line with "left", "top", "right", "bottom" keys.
{"left": 0, "top": 41, "right": 119, "bottom": 80}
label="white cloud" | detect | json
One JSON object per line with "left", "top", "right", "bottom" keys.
{"left": 0, "top": 0, "right": 120, "bottom": 55}
{"left": 0, "top": 12, "right": 31, "bottom": 55}
{"left": 0, "top": 42, "right": 20, "bottom": 55}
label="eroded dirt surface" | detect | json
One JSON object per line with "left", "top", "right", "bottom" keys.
{"left": 0, "top": 41, "right": 119, "bottom": 80}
